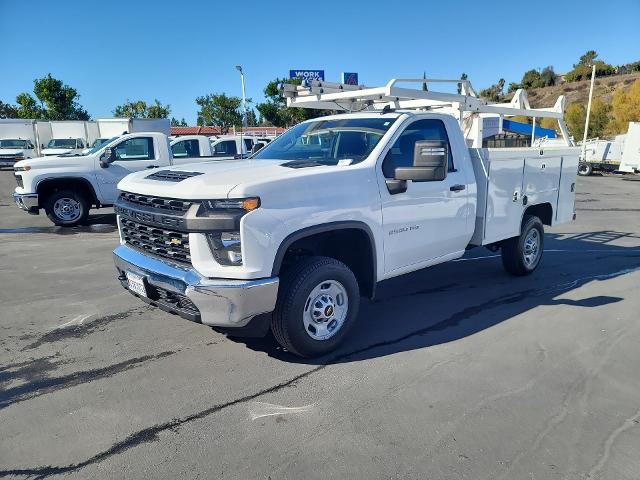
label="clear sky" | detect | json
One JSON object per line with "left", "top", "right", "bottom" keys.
{"left": 1, "top": 0, "right": 639, "bottom": 124}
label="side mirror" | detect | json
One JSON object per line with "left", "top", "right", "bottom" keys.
{"left": 394, "top": 140, "right": 448, "bottom": 182}
{"left": 99, "top": 147, "right": 116, "bottom": 168}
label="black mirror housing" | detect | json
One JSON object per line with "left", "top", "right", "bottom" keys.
{"left": 99, "top": 147, "right": 116, "bottom": 168}
{"left": 395, "top": 140, "right": 448, "bottom": 182}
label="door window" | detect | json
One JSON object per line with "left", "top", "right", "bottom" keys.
{"left": 382, "top": 119, "right": 454, "bottom": 178}
{"left": 114, "top": 137, "right": 155, "bottom": 160}
{"left": 172, "top": 139, "right": 200, "bottom": 158}
{"left": 214, "top": 140, "right": 237, "bottom": 156}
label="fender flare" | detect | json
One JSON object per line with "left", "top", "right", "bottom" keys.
{"left": 36, "top": 176, "right": 100, "bottom": 206}
{"left": 271, "top": 221, "right": 378, "bottom": 297}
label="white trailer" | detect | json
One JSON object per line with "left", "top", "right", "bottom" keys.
{"left": 619, "top": 122, "right": 640, "bottom": 173}
{"left": 97, "top": 118, "right": 171, "bottom": 138}
{"left": 0, "top": 119, "right": 52, "bottom": 165}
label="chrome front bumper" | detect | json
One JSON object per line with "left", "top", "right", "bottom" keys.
{"left": 13, "top": 192, "right": 39, "bottom": 213}
{"left": 113, "top": 245, "right": 279, "bottom": 328}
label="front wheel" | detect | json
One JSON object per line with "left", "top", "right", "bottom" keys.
{"left": 44, "top": 190, "right": 90, "bottom": 227}
{"left": 578, "top": 162, "right": 593, "bottom": 176}
{"left": 501, "top": 215, "right": 544, "bottom": 276}
{"left": 271, "top": 256, "right": 360, "bottom": 357}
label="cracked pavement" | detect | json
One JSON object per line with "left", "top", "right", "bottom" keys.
{"left": 1, "top": 170, "right": 640, "bottom": 479}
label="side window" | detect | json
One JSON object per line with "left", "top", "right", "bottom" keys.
{"left": 114, "top": 137, "right": 155, "bottom": 161}
{"left": 381, "top": 119, "right": 454, "bottom": 179}
{"left": 243, "top": 138, "right": 253, "bottom": 151}
{"left": 171, "top": 139, "right": 200, "bottom": 158}
{"left": 214, "top": 140, "right": 237, "bottom": 156}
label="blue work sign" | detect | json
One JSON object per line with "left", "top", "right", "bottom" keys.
{"left": 342, "top": 72, "right": 359, "bottom": 85}
{"left": 289, "top": 70, "right": 325, "bottom": 81}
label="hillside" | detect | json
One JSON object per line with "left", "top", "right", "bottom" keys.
{"left": 507, "top": 72, "right": 640, "bottom": 109}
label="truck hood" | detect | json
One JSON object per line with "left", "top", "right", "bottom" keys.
{"left": 14, "top": 154, "right": 93, "bottom": 170}
{"left": 117, "top": 159, "right": 320, "bottom": 199}
{"left": 42, "top": 148, "right": 74, "bottom": 155}
{"left": 0, "top": 149, "right": 24, "bottom": 156}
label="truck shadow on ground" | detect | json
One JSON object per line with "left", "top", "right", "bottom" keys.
{"left": 234, "top": 231, "right": 640, "bottom": 364}
{"left": 0, "top": 212, "right": 117, "bottom": 234}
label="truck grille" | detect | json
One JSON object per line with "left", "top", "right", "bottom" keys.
{"left": 119, "top": 192, "right": 194, "bottom": 214}
{"left": 119, "top": 217, "right": 190, "bottom": 263}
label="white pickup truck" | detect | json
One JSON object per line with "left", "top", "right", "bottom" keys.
{"left": 112, "top": 79, "right": 579, "bottom": 357}
{"left": 12, "top": 133, "right": 216, "bottom": 226}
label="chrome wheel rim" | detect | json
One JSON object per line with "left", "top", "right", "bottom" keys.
{"left": 53, "top": 197, "right": 81, "bottom": 222}
{"left": 579, "top": 164, "right": 589, "bottom": 174}
{"left": 523, "top": 228, "right": 541, "bottom": 267}
{"left": 303, "top": 280, "right": 349, "bottom": 341}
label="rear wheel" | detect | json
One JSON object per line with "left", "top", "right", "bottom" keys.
{"left": 578, "top": 162, "right": 592, "bottom": 176}
{"left": 271, "top": 256, "right": 360, "bottom": 357}
{"left": 501, "top": 215, "right": 544, "bottom": 276}
{"left": 44, "top": 190, "right": 90, "bottom": 227}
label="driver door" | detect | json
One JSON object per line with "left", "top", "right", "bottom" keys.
{"left": 378, "top": 118, "right": 471, "bottom": 275}
{"left": 95, "top": 137, "right": 159, "bottom": 203}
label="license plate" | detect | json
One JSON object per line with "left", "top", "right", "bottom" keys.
{"left": 126, "top": 271, "right": 147, "bottom": 298}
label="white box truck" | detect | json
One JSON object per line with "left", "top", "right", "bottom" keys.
{"left": 42, "top": 121, "right": 91, "bottom": 156}
{"left": 97, "top": 118, "right": 171, "bottom": 138}
{"left": 0, "top": 119, "right": 52, "bottom": 166}
{"left": 110, "top": 78, "right": 579, "bottom": 357}
{"left": 619, "top": 122, "right": 640, "bottom": 173}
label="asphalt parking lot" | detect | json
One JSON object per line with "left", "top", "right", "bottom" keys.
{"left": 1, "top": 170, "right": 639, "bottom": 479}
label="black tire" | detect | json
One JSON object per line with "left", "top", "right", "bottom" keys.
{"left": 271, "top": 256, "right": 360, "bottom": 358}
{"left": 501, "top": 215, "right": 544, "bottom": 276}
{"left": 578, "top": 162, "right": 592, "bottom": 176}
{"left": 44, "top": 190, "right": 90, "bottom": 227}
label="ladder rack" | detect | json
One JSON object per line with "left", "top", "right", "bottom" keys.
{"left": 282, "top": 78, "right": 572, "bottom": 146}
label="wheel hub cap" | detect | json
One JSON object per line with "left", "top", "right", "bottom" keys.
{"left": 53, "top": 197, "right": 81, "bottom": 222}
{"left": 523, "top": 229, "right": 540, "bottom": 267}
{"left": 303, "top": 280, "right": 349, "bottom": 341}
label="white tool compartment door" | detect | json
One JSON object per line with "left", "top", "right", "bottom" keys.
{"left": 556, "top": 153, "right": 579, "bottom": 224}
{"left": 484, "top": 157, "right": 524, "bottom": 244}
{"left": 523, "top": 155, "right": 561, "bottom": 212}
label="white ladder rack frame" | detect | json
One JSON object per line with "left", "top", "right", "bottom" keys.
{"left": 283, "top": 78, "right": 572, "bottom": 146}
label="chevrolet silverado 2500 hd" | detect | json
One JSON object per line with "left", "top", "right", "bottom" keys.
{"left": 13, "top": 133, "right": 216, "bottom": 227}
{"left": 112, "top": 78, "right": 579, "bottom": 357}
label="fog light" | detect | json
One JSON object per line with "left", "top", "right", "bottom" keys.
{"left": 207, "top": 231, "right": 243, "bottom": 265}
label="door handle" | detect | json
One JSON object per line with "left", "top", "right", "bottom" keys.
{"left": 450, "top": 184, "right": 466, "bottom": 192}
{"left": 146, "top": 165, "right": 160, "bottom": 169}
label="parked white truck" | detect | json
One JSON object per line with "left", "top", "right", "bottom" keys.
{"left": 0, "top": 119, "right": 52, "bottom": 166}
{"left": 12, "top": 133, "right": 217, "bottom": 226}
{"left": 111, "top": 78, "right": 579, "bottom": 357}
{"left": 41, "top": 121, "right": 94, "bottom": 156}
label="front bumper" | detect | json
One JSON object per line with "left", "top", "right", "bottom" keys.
{"left": 113, "top": 245, "right": 279, "bottom": 328}
{"left": 12, "top": 192, "right": 39, "bottom": 213}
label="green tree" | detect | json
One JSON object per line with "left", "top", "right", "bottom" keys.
{"left": 113, "top": 99, "right": 171, "bottom": 118}
{"left": 245, "top": 109, "right": 258, "bottom": 127}
{"left": 521, "top": 69, "right": 545, "bottom": 89}
{"left": 256, "top": 78, "right": 327, "bottom": 127}
{"left": 578, "top": 50, "right": 598, "bottom": 67}
{"left": 565, "top": 51, "right": 615, "bottom": 82}
{"left": 170, "top": 117, "right": 188, "bottom": 126}
{"left": 540, "top": 66, "right": 556, "bottom": 86}
{"left": 14, "top": 74, "right": 89, "bottom": 120}
{"left": 195, "top": 93, "right": 242, "bottom": 133}
{"left": 607, "top": 78, "right": 640, "bottom": 134}
{"left": 15, "top": 92, "right": 44, "bottom": 119}
{"left": 0, "top": 100, "right": 19, "bottom": 119}
{"left": 565, "top": 99, "right": 611, "bottom": 140}
{"left": 479, "top": 78, "right": 505, "bottom": 102}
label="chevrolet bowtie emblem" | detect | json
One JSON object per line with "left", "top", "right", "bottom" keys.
{"left": 169, "top": 238, "right": 182, "bottom": 246}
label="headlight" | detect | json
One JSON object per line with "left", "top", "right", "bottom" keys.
{"left": 14, "top": 165, "right": 31, "bottom": 171}
{"left": 200, "top": 197, "right": 260, "bottom": 266}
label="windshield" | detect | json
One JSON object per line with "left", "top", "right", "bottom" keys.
{"left": 48, "top": 139, "right": 77, "bottom": 148}
{"left": 91, "top": 138, "right": 110, "bottom": 148}
{"left": 82, "top": 136, "right": 118, "bottom": 156}
{"left": 252, "top": 117, "right": 397, "bottom": 164}
{"left": 0, "top": 139, "right": 28, "bottom": 149}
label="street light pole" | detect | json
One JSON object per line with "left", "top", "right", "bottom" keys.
{"left": 235, "top": 65, "right": 247, "bottom": 156}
